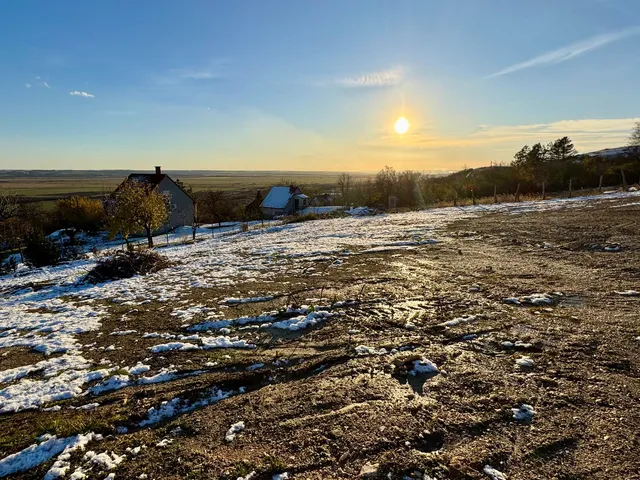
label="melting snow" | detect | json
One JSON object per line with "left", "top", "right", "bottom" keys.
{"left": 269, "top": 311, "right": 336, "bottom": 331}
{"left": 511, "top": 403, "right": 536, "bottom": 421}
{"left": 615, "top": 290, "right": 639, "bottom": 297}
{"left": 225, "top": 421, "right": 245, "bottom": 442}
{"left": 0, "top": 354, "right": 90, "bottom": 384}
{"left": 0, "top": 432, "right": 101, "bottom": 478}
{"left": 109, "top": 330, "right": 137, "bottom": 336}
{"left": 201, "top": 336, "right": 255, "bottom": 349}
{"left": 515, "top": 356, "right": 534, "bottom": 368}
{"left": 149, "top": 342, "right": 199, "bottom": 353}
{"left": 441, "top": 314, "right": 478, "bottom": 327}
{"left": 83, "top": 450, "right": 125, "bottom": 470}
{"left": 125, "top": 363, "right": 151, "bottom": 375}
{"left": 355, "top": 345, "right": 388, "bottom": 356}
{"left": 1, "top": 368, "right": 109, "bottom": 413}
{"left": 220, "top": 296, "right": 274, "bottom": 304}
{"left": 483, "top": 465, "right": 507, "bottom": 480}
{"left": 506, "top": 293, "right": 553, "bottom": 306}
{"left": 139, "top": 386, "right": 235, "bottom": 426}
{"left": 409, "top": 358, "right": 439, "bottom": 376}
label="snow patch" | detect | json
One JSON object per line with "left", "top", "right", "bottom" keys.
{"left": 109, "top": 330, "right": 137, "bottom": 336}
{"left": 615, "top": 290, "right": 639, "bottom": 297}
{"left": 1, "top": 369, "right": 109, "bottom": 413}
{"left": 149, "top": 342, "right": 199, "bottom": 353}
{"left": 355, "top": 345, "right": 387, "bottom": 356}
{"left": 515, "top": 356, "right": 534, "bottom": 368}
{"left": 409, "top": 358, "right": 439, "bottom": 376}
{"left": 225, "top": 421, "right": 245, "bottom": 442}
{"left": 441, "top": 314, "right": 478, "bottom": 327}
{"left": 483, "top": 465, "right": 507, "bottom": 480}
{"left": 139, "top": 386, "right": 234, "bottom": 426}
{"left": 511, "top": 404, "right": 535, "bottom": 421}
{"left": 125, "top": 363, "right": 151, "bottom": 375}
{"left": 220, "top": 296, "right": 274, "bottom": 305}
{"left": 0, "top": 432, "right": 101, "bottom": 478}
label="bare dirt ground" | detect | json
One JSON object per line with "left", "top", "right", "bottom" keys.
{"left": 3, "top": 198, "right": 640, "bottom": 480}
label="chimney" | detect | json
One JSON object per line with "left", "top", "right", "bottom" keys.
{"left": 155, "top": 166, "right": 161, "bottom": 175}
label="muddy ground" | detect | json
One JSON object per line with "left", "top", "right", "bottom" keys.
{"left": 4, "top": 198, "right": 640, "bottom": 480}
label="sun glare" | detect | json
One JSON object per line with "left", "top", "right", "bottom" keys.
{"left": 394, "top": 116, "right": 410, "bottom": 135}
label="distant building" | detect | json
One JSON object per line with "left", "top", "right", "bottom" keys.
{"left": 260, "top": 185, "right": 308, "bottom": 218}
{"left": 113, "top": 166, "right": 195, "bottom": 229}
{"left": 310, "top": 193, "right": 334, "bottom": 207}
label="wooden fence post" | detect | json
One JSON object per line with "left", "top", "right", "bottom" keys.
{"left": 568, "top": 178, "right": 572, "bottom": 198}
{"left": 471, "top": 189, "right": 476, "bottom": 206}
{"left": 542, "top": 181, "right": 546, "bottom": 200}
{"left": 493, "top": 185, "right": 498, "bottom": 204}
{"left": 599, "top": 175, "right": 603, "bottom": 193}
{"left": 515, "top": 183, "right": 521, "bottom": 202}
{"left": 621, "top": 169, "right": 627, "bottom": 189}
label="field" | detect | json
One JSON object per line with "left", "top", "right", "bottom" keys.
{"left": 0, "top": 170, "right": 373, "bottom": 204}
{"left": 0, "top": 192, "right": 639, "bottom": 479}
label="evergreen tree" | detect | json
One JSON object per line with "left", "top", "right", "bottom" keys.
{"left": 549, "top": 136, "right": 577, "bottom": 161}
{"left": 512, "top": 145, "right": 531, "bottom": 168}
{"left": 628, "top": 121, "right": 640, "bottom": 147}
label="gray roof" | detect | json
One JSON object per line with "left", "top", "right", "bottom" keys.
{"left": 261, "top": 186, "right": 298, "bottom": 209}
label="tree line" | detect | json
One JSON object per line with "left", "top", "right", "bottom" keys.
{"left": 334, "top": 127, "right": 640, "bottom": 208}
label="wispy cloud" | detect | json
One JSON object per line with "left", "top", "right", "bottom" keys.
{"left": 70, "top": 91, "right": 95, "bottom": 98}
{"left": 173, "top": 69, "right": 219, "bottom": 80}
{"left": 25, "top": 83, "right": 31, "bottom": 89}
{"left": 154, "top": 59, "right": 229, "bottom": 86}
{"left": 486, "top": 27, "right": 640, "bottom": 78}
{"left": 317, "top": 67, "right": 404, "bottom": 88}
{"left": 43, "top": 81, "right": 51, "bottom": 88}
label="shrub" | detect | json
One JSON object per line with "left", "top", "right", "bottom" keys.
{"left": 83, "top": 250, "right": 171, "bottom": 284}
{"left": 284, "top": 213, "right": 319, "bottom": 224}
{"left": 24, "top": 234, "right": 61, "bottom": 267}
{"left": 60, "top": 243, "right": 84, "bottom": 261}
{"left": 54, "top": 196, "right": 105, "bottom": 240}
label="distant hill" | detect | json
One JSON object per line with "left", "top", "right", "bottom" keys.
{"left": 582, "top": 146, "right": 640, "bottom": 158}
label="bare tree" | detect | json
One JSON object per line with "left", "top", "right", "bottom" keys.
{"left": 198, "top": 190, "right": 233, "bottom": 227}
{"left": 0, "top": 188, "right": 21, "bottom": 223}
{"left": 337, "top": 173, "right": 352, "bottom": 204}
{"left": 0, "top": 193, "right": 43, "bottom": 262}
{"left": 375, "top": 166, "right": 397, "bottom": 205}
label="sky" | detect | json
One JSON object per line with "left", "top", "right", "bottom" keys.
{"left": 1, "top": 0, "right": 640, "bottom": 172}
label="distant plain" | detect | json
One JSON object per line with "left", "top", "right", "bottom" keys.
{"left": 0, "top": 170, "right": 375, "bottom": 208}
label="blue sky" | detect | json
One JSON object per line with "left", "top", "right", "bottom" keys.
{"left": 1, "top": 0, "right": 639, "bottom": 171}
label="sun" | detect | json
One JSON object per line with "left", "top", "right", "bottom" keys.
{"left": 394, "top": 116, "right": 410, "bottom": 135}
